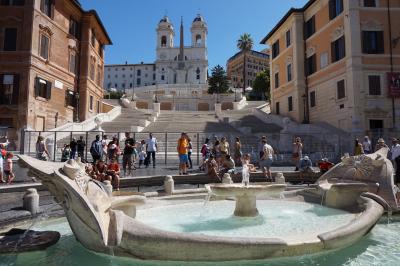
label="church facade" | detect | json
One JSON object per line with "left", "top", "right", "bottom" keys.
{"left": 104, "top": 15, "right": 208, "bottom": 92}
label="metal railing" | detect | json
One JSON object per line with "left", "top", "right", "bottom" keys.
{"left": 19, "top": 129, "right": 353, "bottom": 167}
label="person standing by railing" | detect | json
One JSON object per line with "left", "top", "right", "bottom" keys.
{"left": 70, "top": 138, "right": 77, "bottom": 159}
{"left": 77, "top": 136, "right": 86, "bottom": 160}
{"left": 234, "top": 137, "right": 242, "bottom": 166}
{"left": 145, "top": 133, "right": 158, "bottom": 168}
{"left": 36, "top": 136, "right": 50, "bottom": 161}
{"left": 292, "top": 137, "right": 303, "bottom": 171}
{"left": 90, "top": 135, "right": 103, "bottom": 164}
{"left": 177, "top": 133, "right": 189, "bottom": 175}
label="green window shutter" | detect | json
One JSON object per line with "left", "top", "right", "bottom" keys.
{"left": 46, "top": 81, "right": 52, "bottom": 99}
{"left": 34, "top": 77, "right": 40, "bottom": 97}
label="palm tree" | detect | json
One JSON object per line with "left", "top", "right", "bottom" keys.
{"left": 237, "top": 33, "right": 254, "bottom": 95}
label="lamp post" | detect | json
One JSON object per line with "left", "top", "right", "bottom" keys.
{"left": 75, "top": 92, "right": 80, "bottom": 123}
{"left": 216, "top": 81, "right": 220, "bottom": 104}
{"left": 302, "top": 94, "right": 307, "bottom": 124}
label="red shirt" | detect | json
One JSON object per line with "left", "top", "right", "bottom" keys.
{"left": 108, "top": 163, "right": 120, "bottom": 172}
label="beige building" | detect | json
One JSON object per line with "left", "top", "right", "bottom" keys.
{"left": 261, "top": 0, "right": 400, "bottom": 133}
{"left": 0, "top": 0, "right": 111, "bottom": 144}
{"left": 226, "top": 50, "right": 269, "bottom": 89}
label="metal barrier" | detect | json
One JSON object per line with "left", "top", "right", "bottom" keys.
{"left": 20, "top": 130, "right": 355, "bottom": 167}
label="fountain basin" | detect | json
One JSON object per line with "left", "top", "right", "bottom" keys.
{"left": 15, "top": 155, "right": 387, "bottom": 262}
{"left": 205, "top": 183, "right": 286, "bottom": 217}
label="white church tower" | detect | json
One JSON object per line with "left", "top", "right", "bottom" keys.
{"left": 155, "top": 15, "right": 208, "bottom": 86}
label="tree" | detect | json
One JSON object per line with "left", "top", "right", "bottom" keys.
{"left": 252, "top": 70, "right": 270, "bottom": 101}
{"left": 237, "top": 33, "right": 254, "bottom": 95}
{"left": 208, "top": 65, "right": 229, "bottom": 95}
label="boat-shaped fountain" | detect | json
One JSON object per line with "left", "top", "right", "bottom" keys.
{"left": 16, "top": 148, "right": 395, "bottom": 262}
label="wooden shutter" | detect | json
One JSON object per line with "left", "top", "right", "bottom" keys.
{"left": 329, "top": 0, "right": 335, "bottom": 20}
{"left": 46, "top": 81, "right": 52, "bottom": 99}
{"left": 34, "top": 77, "right": 40, "bottom": 97}
{"left": 377, "top": 31, "right": 384, "bottom": 53}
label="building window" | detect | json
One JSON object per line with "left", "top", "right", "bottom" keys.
{"left": 34, "top": 77, "right": 52, "bottom": 99}
{"left": 89, "top": 57, "right": 95, "bottom": 81}
{"left": 153, "top": 73, "right": 156, "bottom": 80}
{"left": 305, "top": 54, "right": 317, "bottom": 76}
{"left": 272, "top": 40, "right": 279, "bottom": 58}
{"left": 137, "top": 78, "right": 141, "bottom": 85}
{"left": 196, "top": 68, "right": 201, "bottom": 80}
{"left": 310, "top": 91, "right": 316, "bottom": 107}
{"left": 122, "top": 74, "right": 125, "bottom": 78}
{"left": 161, "top": 75, "right": 165, "bottom": 81}
{"left": 304, "top": 16, "right": 315, "bottom": 39}
{"left": 331, "top": 36, "right": 345, "bottom": 62}
{"left": 114, "top": 83, "right": 117, "bottom": 88}
{"left": 91, "top": 29, "right": 96, "bottom": 47}
{"left": 65, "top": 89, "right": 75, "bottom": 107}
{"left": 69, "top": 18, "right": 79, "bottom": 39}
{"left": 129, "top": 83, "right": 132, "bottom": 88}
{"left": 97, "top": 100, "right": 100, "bottom": 113}
{"left": 288, "top": 96, "right": 293, "bottom": 112}
{"left": 3, "top": 28, "right": 17, "bottom": 51}
{"left": 137, "top": 69, "right": 141, "bottom": 76}
{"left": 368, "top": 75, "right": 381, "bottom": 95}
{"left": 0, "top": 74, "right": 19, "bottom": 105}
{"left": 286, "top": 29, "right": 291, "bottom": 47}
{"left": 130, "top": 74, "right": 133, "bottom": 78}
{"left": 89, "top": 95, "right": 93, "bottom": 111}
{"left": 161, "top": 36, "right": 167, "bottom": 47}
{"left": 362, "top": 31, "right": 384, "bottom": 54}
{"left": 39, "top": 34, "right": 50, "bottom": 60}
{"left": 320, "top": 52, "right": 329, "bottom": 69}
{"left": 329, "top": 0, "right": 343, "bottom": 20}
{"left": 115, "top": 74, "right": 118, "bottom": 78}
{"left": 369, "top": 119, "right": 383, "bottom": 129}
{"left": 275, "top": 102, "right": 280, "bottom": 115}
{"left": 96, "top": 65, "right": 102, "bottom": 86}
{"left": 122, "top": 83, "right": 125, "bottom": 89}
{"left": 337, "top": 79, "right": 345, "bottom": 99}
{"left": 274, "top": 72, "right": 279, "bottom": 88}
{"left": 40, "top": 0, "right": 53, "bottom": 18}
{"left": 287, "top": 64, "right": 292, "bottom": 82}
{"left": 364, "top": 0, "right": 376, "bottom": 7}
{"left": 68, "top": 51, "right": 77, "bottom": 74}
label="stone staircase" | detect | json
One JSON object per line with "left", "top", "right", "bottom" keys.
{"left": 101, "top": 108, "right": 154, "bottom": 133}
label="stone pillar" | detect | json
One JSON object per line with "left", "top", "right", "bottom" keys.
{"left": 275, "top": 172, "right": 285, "bottom": 184}
{"left": 215, "top": 103, "right": 222, "bottom": 116}
{"left": 222, "top": 173, "right": 233, "bottom": 184}
{"left": 164, "top": 175, "right": 174, "bottom": 195}
{"left": 104, "top": 180, "right": 113, "bottom": 197}
{"left": 153, "top": 102, "right": 161, "bottom": 114}
{"left": 23, "top": 188, "right": 39, "bottom": 215}
{"left": 130, "top": 100, "right": 137, "bottom": 109}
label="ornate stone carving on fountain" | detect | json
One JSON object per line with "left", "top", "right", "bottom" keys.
{"left": 17, "top": 156, "right": 146, "bottom": 253}
{"left": 317, "top": 148, "right": 397, "bottom": 210}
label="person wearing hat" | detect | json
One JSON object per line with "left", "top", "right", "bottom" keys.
{"left": 374, "top": 138, "right": 388, "bottom": 152}
{"left": 390, "top": 138, "right": 400, "bottom": 184}
{"left": 299, "top": 156, "right": 313, "bottom": 172}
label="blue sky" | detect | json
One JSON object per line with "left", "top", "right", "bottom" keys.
{"left": 80, "top": 0, "right": 308, "bottom": 68}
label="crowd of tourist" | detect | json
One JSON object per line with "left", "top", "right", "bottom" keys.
{"left": 16, "top": 132, "right": 399, "bottom": 189}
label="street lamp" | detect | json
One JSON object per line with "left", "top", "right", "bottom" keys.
{"left": 75, "top": 92, "right": 80, "bottom": 123}
{"left": 216, "top": 81, "right": 220, "bottom": 103}
{"left": 302, "top": 94, "right": 307, "bottom": 124}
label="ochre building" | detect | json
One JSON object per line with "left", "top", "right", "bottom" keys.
{"left": 226, "top": 50, "right": 269, "bottom": 89}
{"left": 261, "top": 0, "right": 400, "bottom": 133}
{"left": 0, "top": 0, "right": 111, "bottom": 141}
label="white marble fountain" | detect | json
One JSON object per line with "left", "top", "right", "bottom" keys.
{"left": 16, "top": 148, "right": 395, "bottom": 262}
